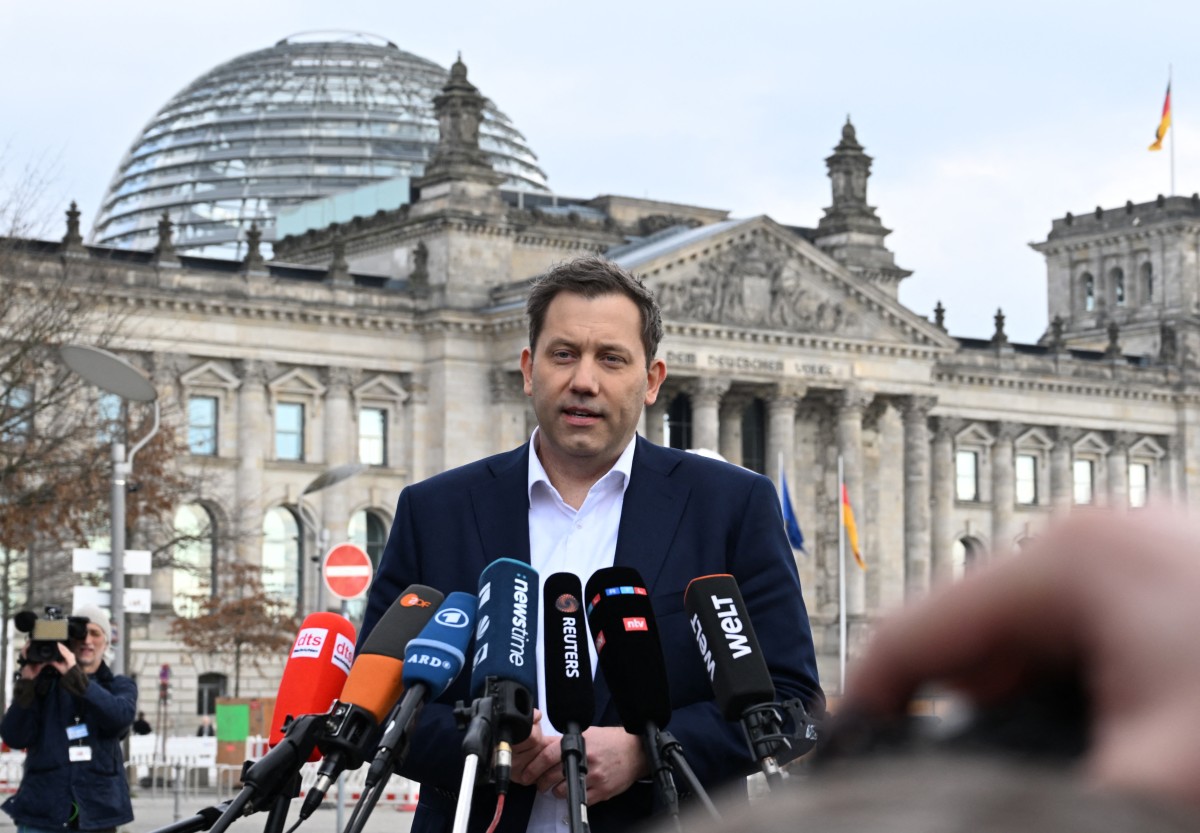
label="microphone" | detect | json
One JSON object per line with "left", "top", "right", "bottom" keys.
{"left": 450, "top": 558, "right": 538, "bottom": 833}
{"left": 543, "top": 572, "right": 594, "bottom": 833}
{"left": 364, "top": 591, "right": 478, "bottom": 788}
{"left": 346, "top": 593, "right": 477, "bottom": 833}
{"left": 298, "top": 585, "right": 444, "bottom": 820}
{"left": 207, "top": 614, "right": 356, "bottom": 833}
{"left": 583, "top": 567, "right": 669, "bottom": 733}
{"left": 585, "top": 567, "right": 721, "bottom": 824}
{"left": 684, "top": 574, "right": 791, "bottom": 784}
{"left": 268, "top": 612, "right": 357, "bottom": 755}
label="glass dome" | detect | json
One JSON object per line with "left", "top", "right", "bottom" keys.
{"left": 91, "top": 33, "right": 549, "bottom": 257}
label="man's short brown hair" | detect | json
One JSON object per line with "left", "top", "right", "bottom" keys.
{"left": 526, "top": 256, "right": 663, "bottom": 367}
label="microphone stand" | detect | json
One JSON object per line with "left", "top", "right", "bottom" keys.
{"left": 740, "top": 703, "right": 788, "bottom": 788}
{"left": 344, "top": 693, "right": 428, "bottom": 833}
{"left": 450, "top": 678, "right": 534, "bottom": 833}
{"left": 451, "top": 693, "right": 496, "bottom": 833}
{"left": 560, "top": 725, "right": 589, "bottom": 833}
{"left": 643, "top": 724, "right": 681, "bottom": 833}
{"left": 207, "top": 714, "right": 326, "bottom": 833}
{"left": 147, "top": 802, "right": 232, "bottom": 833}
{"left": 656, "top": 731, "right": 722, "bottom": 822}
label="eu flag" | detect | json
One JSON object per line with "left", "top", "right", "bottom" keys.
{"left": 781, "top": 472, "right": 806, "bottom": 553}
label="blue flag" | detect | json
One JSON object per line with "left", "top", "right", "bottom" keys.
{"left": 780, "top": 472, "right": 806, "bottom": 553}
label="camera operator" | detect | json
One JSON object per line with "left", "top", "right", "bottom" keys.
{"left": 1, "top": 605, "right": 136, "bottom": 833}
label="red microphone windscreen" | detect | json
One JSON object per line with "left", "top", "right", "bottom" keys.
{"left": 268, "top": 612, "right": 356, "bottom": 755}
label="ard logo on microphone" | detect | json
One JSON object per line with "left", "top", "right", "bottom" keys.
{"left": 435, "top": 608, "right": 471, "bottom": 628}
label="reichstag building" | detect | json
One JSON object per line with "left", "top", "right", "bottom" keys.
{"left": 6, "top": 33, "right": 1197, "bottom": 723}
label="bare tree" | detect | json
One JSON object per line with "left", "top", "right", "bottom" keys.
{"left": 170, "top": 562, "right": 300, "bottom": 696}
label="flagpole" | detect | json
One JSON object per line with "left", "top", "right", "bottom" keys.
{"left": 1170, "top": 63, "right": 1176, "bottom": 196}
{"left": 838, "top": 454, "right": 847, "bottom": 695}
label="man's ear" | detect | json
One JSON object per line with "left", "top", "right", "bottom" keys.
{"left": 520, "top": 347, "right": 534, "bottom": 396}
{"left": 644, "top": 358, "right": 667, "bottom": 405}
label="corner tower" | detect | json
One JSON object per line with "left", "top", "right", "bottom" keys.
{"left": 811, "top": 119, "right": 911, "bottom": 297}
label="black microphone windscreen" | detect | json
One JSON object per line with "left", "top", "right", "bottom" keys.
{"left": 340, "top": 584, "right": 444, "bottom": 723}
{"left": 470, "top": 558, "right": 539, "bottom": 698}
{"left": 684, "top": 574, "right": 774, "bottom": 721}
{"left": 542, "top": 572, "right": 594, "bottom": 733}
{"left": 584, "top": 566, "right": 670, "bottom": 732}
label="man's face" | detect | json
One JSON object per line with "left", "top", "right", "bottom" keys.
{"left": 72, "top": 623, "right": 108, "bottom": 674}
{"left": 521, "top": 291, "right": 666, "bottom": 476}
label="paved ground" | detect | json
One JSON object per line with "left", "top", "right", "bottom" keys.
{"left": 0, "top": 790, "right": 417, "bottom": 833}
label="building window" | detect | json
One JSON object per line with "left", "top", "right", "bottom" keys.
{"left": 173, "top": 504, "right": 215, "bottom": 617}
{"left": 741, "top": 398, "right": 766, "bottom": 475}
{"left": 275, "top": 402, "right": 304, "bottom": 461}
{"left": 666, "top": 394, "right": 693, "bottom": 451}
{"left": 197, "top": 672, "right": 226, "bottom": 716}
{"left": 359, "top": 407, "right": 386, "bottom": 466}
{"left": 1141, "top": 262, "right": 1154, "bottom": 302}
{"left": 349, "top": 510, "right": 388, "bottom": 567}
{"left": 1073, "top": 459, "right": 1095, "bottom": 504}
{"left": 956, "top": 450, "right": 979, "bottom": 501}
{"left": 1112, "top": 268, "right": 1126, "bottom": 306}
{"left": 1129, "top": 462, "right": 1150, "bottom": 508}
{"left": 1082, "top": 273, "right": 1096, "bottom": 312}
{"left": 262, "top": 507, "right": 301, "bottom": 614}
{"left": 188, "top": 396, "right": 218, "bottom": 455}
{"left": 1015, "top": 454, "right": 1038, "bottom": 505}
{"left": 1, "top": 386, "right": 31, "bottom": 443}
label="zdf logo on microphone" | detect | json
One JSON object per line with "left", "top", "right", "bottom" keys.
{"left": 435, "top": 608, "right": 471, "bottom": 627}
{"left": 401, "top": 593, "right": 433, "bottom": 608}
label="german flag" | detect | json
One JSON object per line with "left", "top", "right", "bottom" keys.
{"left": 841, "top": 483, "right": 866, "bottom": 572}
{"left": 1150, "top": 83, "right": 1172, "bottom": 151}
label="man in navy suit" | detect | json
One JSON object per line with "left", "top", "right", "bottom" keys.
{"left": 361, "top": 256, "right": 822, "bottom": 833}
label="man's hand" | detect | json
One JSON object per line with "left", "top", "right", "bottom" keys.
{"left": 510, "top": 710, "right": 562, "bottom": 789}
{"left": 52, "top": 641, "right": 77, "bottom": 675}
{"left": 553, "top": 725, "right": 648, "bottom": 805}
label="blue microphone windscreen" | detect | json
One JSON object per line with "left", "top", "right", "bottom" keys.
{"left": 469, "top": 558, "right": 539, "bottom": 698}
{"left": 403, "top": 591, "right": 477, "bottom": 699}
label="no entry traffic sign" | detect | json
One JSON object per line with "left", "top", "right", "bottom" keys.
{"left": 322, "top": 543, "right": 373, "bottom": 600}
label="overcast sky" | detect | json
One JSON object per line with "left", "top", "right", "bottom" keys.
{"left": 3, "top": 0, "right": 1196, "bottom": 342}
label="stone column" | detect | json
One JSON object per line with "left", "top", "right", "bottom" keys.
{"left": 1107, "top": 431, "right": 1132, "bottom": 510}
{"left": 1049, "top": 427, "right": 1075, "bottom": 514}
{"left": 644, "top": 397, "right": 669, "bottom": 445}
{"left": 718, "top": 392, "right": 749, "bottom": 466}
{"left": 321, "top": 367, "right": 355, "bottom": 546}
{"left": 235, "top": 360, "right": 270, "bottom": 568}
{"left": 691, "top": 377, "right": 731, "bottom": 453}
{"left": 901, "top": 396, "right": 936, "bottom": 598}
{"left": 930, "top": 417, "right": 956, "bottom": 584}
{"left": 991, "top": 422, "right": 1019, "bottom": 551}
{"left": 766, "top": 383, "right": 805, "bottom": 485}
{"left": 490, "top": 368, "right": 529, "bottom": 452}
{"left": 837, "top": 387, "right": 871, "bottom": 615}
{"left": 1167, "top": 434, "right": 1184, "bottom": 504}
{"left": 407, "top": 372, "right": 430, "bottom": 483}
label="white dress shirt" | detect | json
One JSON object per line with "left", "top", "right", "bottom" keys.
{"left": 525, "top": 428, "right": 635, "bottom": 833}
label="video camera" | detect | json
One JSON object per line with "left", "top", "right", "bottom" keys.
{"left": 14, "top": 605, "right": 89, "bottom": 664}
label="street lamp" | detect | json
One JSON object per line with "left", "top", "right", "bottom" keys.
{"left": 298, "top": 462, "right": 366, "bottom": 613}
{"left": 59, "top": 345, "right": 159, "bottom": 677}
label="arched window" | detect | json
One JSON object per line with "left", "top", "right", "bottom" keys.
{"left": 741, "top": 398, "right": 766, "bottom": 474}
{"left": 262, "top": 507, "right": 301, "bottom": 615}
{"left": 952, "top": 536, "right": 986, "bottom": 579}
{"left": 1111, "top": 268, "right": 1126, "bottom": 306}
{"left": 1141, "top": 262, "right": 1154, "bottom": 302}
{"left": 666, "top": 393, "right": 693, "bottom": 450}
{"left": 1082, "top": 273, "right": 1095, "bottom": 311}
{"left": 173, "top": 504, "right": 215, "bottom": 617}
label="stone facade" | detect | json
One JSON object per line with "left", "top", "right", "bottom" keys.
{"left": 3, "top": 60, "right": 1196, "bottom": 727}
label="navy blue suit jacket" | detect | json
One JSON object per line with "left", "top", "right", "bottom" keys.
{"left": 361, "top": 436, "right": 822, "bottom": 833}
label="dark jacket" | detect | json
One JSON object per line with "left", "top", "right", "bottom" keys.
{"left": 361, "top": 438, "right": 823, "bottom": 833}
{"left": 0, "top": 661, "right": 137, "bottom": 830}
